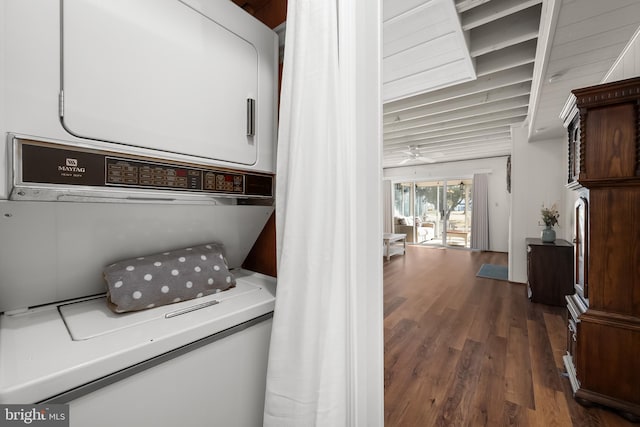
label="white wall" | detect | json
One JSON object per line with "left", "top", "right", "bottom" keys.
{"left": 509, "top": 125, "right": 567, "bottom": 283}
{"left": 383, "top": 156, "right": 510, "bottom": 252}
{"left": 350, "top": 0, "right": 384, "bottom": 424}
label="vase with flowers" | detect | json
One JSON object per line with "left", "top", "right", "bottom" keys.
{"left": 540, "top": 204, "right": 559, "bottom": 243}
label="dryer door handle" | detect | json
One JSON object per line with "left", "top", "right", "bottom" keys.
{"left": 247, "top": 98, "right": 256, "bottom": 136}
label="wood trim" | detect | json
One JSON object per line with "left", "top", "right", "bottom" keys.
{"left": 579, "top": 109, "right": 587, "bottom": 178}
{"left": 242, "top": 211, "right": 277, "bottom": 277}
{"left": 574, "top": 389, "right": 640, "bottom": 422}
{"left": 580, "top": 309, "right": 640, "bottom": 331}
{"left": 253, "top": 0, "right": 287, "bottom": 29}
{"left": 573, "top": 76, "right": 640, "bottom": 108}
{"left": 579, "top": 176, "right": 640, "bottom": 188}
{"left": 232, "top": 0, "right": 287, "bottom": 29}
{"left": 636, "top": 100, "right": 640, "bottom": 176}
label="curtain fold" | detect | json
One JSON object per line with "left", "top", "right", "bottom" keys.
{"left": 264, "top": 0, "right": 352, "bottom": 425}
{"left": 471, "top": 173, "right": 490, "bottom": 250}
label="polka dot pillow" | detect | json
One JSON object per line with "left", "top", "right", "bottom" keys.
{"left": 104, "top": 243, "right": 236, "bottom": 313}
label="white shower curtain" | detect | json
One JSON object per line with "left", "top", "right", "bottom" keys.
{"left": 263, "top": 1, "right": 354, "bottom": 425}
{"left": 471, "top": 173, "right": 490, "bottom": 250}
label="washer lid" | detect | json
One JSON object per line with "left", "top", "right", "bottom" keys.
{"left": 59, "top": 280, "right": 263, "bottom": 341}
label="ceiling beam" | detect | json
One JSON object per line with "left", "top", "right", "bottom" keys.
{"left": 384, "top": 63, "right": 534, "bottom": 113}
{"left": 385, "top": 138, "right": 512, "bottom": 159}
{"left": 385, "top": 95, "right": 529, "bottom": 131}
{"left": 386, "top": 141, "right": 511, "bottom": 159}
{"left": 384, "top": 107, "right": 528, "bottom": 138}
{"left": 526, "top": 0, "right": 562, "bottom": 140}
{"left": 386, "top": 148, "right": 511, "bottom": 166}
{"left": 386, "top": 144, "right": 511, "bottom": 161}
{"left": 455, "top": 0, "right": 491, "bottom": 14}
{"left": 384, "top": 128, "right": 511, "bottom": 150}
{"left": 469, "top": 5, "right": 541, "bottom": 57}
{"left": 384, "top": 146, "right": 511, "bottom": 167}
{"left": 387, "top": 145, "right": 509, "bottom": 162}
{"left": 385, "top": 116, "right": 526, "bottom": 143}
{"left": 383, "top": 81, "right": 531, "bottom": 124}
{"left": 475, "top": 39, "right": 537, "bottom": 77}
{"left": 461, "top": 0, "right": 542, "bottom": 31}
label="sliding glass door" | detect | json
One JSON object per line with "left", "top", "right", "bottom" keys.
{"left": 394, "top": 179, "right": 472, "bottom": 248}
{"left": 443, "top": 179, "right": 472, "bottom": 248}
{"left": 392, "top": 182, "right": 416, "bottom": 242}
{"left": 414, "top": 181, "right": 442, "bottom": 244}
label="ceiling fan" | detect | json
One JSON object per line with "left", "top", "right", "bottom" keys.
{"left": 398, "top": 146, "right": 437, "bottom": 164}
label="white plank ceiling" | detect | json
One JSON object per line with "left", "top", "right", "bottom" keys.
{"left": 383, "top": 0, "right": 640, "bottom": 168}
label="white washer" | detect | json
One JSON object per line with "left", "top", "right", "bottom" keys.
{"left": 0, "top": 270, "right": 275, "bottom": 427}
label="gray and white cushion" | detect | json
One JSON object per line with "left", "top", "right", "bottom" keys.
{"left": 104, "top": 242, "right": 235, "bottom": 313}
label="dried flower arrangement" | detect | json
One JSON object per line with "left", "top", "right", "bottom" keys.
{"left": 541, "top": 203, "right": 560, "bottom": 227}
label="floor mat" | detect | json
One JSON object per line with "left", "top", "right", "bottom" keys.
{"left": 476, "top": 263, "right": 508, "bottom": 281}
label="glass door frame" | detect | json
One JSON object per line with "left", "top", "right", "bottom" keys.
{"left": 393, "top": 177, "right": 472, "bottom": 249}
{"left": 442, "top": 179, "right": 472, "bottom": 248}
{"left": 392, "top": 181, "right": 416, "bottom": 243}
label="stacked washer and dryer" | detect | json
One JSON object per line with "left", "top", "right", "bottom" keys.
{"left": 0, "top": 1, "right": 278, "bottom": 426}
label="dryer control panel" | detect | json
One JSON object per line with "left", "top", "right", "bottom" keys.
{"left": 11, "top": 137, "right": 273, "bottom": 202}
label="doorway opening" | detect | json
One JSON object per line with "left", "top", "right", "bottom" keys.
{"left": 393, "top": 179, "right": 473, "bottom": 248}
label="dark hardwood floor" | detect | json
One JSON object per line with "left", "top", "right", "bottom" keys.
{"left": 383, "top": 245, "right": 635, "bottom": 427}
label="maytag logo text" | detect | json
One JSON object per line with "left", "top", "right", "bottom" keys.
{"left": 58, "top": 158, "right": 85, "bottom": 173}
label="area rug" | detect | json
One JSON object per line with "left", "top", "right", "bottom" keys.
{"left": 476, "top": 264, "right": 508, "bottom": 281}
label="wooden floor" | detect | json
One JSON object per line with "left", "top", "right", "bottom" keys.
{"left": 383, "top": 245, "right": 635, "bottom": 427}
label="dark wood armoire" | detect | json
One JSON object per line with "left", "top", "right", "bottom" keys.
{"left": 561, "top": 77, "right": 640, "bottom": 421}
